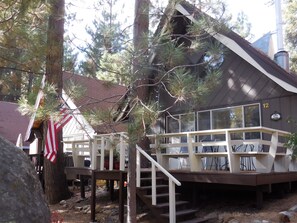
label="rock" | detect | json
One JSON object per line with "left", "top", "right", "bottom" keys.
{"left": 278, "top": 211, "right": 292, "bottom": 223}
{"left": 203, "top": 211, "right": 219, "bottom": 223}
{"left": 228, "top": 220, "right": 240, "bottom": 223}
{"left": 0, "top": 135, "right": 50, "bottom": 222}
{"left": 60, "top": 200, "right": 67, "bottom": 205}
{"left": 289, "top": 204, "right": 297, "bottom": 212}
{"left": 95, "top": 204, "right": 101, "bottom": 212}
{"left": 82, "top": 205, "right": 91, "bottom": 214}
{"left": 75, "top": 206, "right": 83, "bottom": 211}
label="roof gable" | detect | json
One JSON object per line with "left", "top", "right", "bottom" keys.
{"left": 175, "top": 1, "right": 297, "bottom": 94}
{"left": 252, "top": 32, "right": 275, "bottom": 59}
{"left": 26, "top": 73, "right": 127, "bottom": 141}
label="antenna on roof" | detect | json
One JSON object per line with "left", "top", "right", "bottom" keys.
{"left": 274, "top": 0, "right": 289, "bottom": 71}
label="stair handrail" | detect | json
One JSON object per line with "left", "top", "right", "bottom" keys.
{"left": 136, "top": 145, "right": 181, "bottom": 186}
{"left": 136, "top": 145, "right": 181, "bottom": 223}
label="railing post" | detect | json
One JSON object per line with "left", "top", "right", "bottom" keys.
{"left": 136, "top": 149, "right": 141, "bottom": 187}
{"left": 169, "top": 179, "right": 176, "bottom": 223}
{"left": 155, "top": 135, "right": 163, "bottom": 166}
{"left": 187, "top": 133, "right": 199, "bottom": 171}
{"left": 100, "top": 136, "right": 105, "bottom": 170}
{"left": 260, "top": 131, "right": 278, "bottom": 172}
{"left": 119, "top": 133, "right": 125, "bottom": 171}
{"left": 226, "top": 130, "right": 240, "bottom": 173}
{"left": 90, "top": 139, "right": 96, "bottom": 170}
{"left": 72, "top": 142, "right": 77, "bottom": 167}
{"left": 108, "top": 135, "right": 114, "bottom": 170}
{"left": 151, "top": 164, "right": 156, "bottom": 205}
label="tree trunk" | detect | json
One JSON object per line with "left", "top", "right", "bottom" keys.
{"left": 44, "top": 0, "right": 70, "bottom": 204}
{"left": 127, "top": 0, "right": 149, "bottom": 222}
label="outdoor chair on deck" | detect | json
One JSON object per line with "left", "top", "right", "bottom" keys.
{"left": 200, "top": 139, "right": 228, "bottom": 171}
{"left": 232, "top": 143, "right": 264, "bottom": 171}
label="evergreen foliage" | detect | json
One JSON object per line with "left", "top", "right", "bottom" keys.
{"left": 0, "top": 0, "right": 48, "bottom": 102}
{"left": 284, "top": 0, "right": 297, "bottom": 73}
{"left": 78, "top": 0, "right": 129, "bottom": 78}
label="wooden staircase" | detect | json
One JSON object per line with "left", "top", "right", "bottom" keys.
{"left": 136, "top": 171, "right": 208, "bottom": 223}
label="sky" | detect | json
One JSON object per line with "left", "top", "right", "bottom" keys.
{"left": 225, "top": 0, "right": 276, "bottom": 41}
{"left": 66, "top": 0, "right": 279, "bottom": 51}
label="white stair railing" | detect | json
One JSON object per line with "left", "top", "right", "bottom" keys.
{"left": 136, "top": 145, "right": 181, "bottom": 223}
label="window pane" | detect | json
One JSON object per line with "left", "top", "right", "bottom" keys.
{"left": 167, "top": 116, "right": 179, "bottom": 133}
{"left": 198, "top": 111, "right": 210, "bottom": 130}
{"left": 244, "top": 105, "right": 260, "bottom": 127}
{"left": 212, "top": 107, "right": 242, "bottom": 129}
{"left": 180, "top": 113, "right": 195, "bottom": 132}
{"left": 244, "top": 104, "right": 260, "bottom": 139}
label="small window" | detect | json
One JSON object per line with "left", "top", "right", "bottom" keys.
{"left": 203, "top": 53, "right": 224, "bottom": 70}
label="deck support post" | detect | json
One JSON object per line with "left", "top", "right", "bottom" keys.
{"left": 256, "top": 186, "right": 263, "bottom": 209}
{"left": 80, "top": 175, "right": 85, "bottom": 199}
{"left": 119, "top": 171, "right": 125, "bottom": 223}
{"left": 90, "top": 170, "right": 126, "bottom": 223}
{"left": 90, "top": 171, "right": 96, "bottom": 222}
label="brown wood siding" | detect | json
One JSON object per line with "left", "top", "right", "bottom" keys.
{"left": 156, "top": 46, "right": 297, "bottom": 133}
{"left": 202, "top": 52, "right": 289, "bottom": 109}
{"left": 261, "top": 95, "right": 297, "bottom": 132}
{"left": 203, "top": 52, "right": 291, "bottom": 108}
{"left": 206, "top": 58, "right": 247, "bottom": 107}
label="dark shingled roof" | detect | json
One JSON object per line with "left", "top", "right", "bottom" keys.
{"left": 0, "top": 101, "right": 30, "bottom": 146}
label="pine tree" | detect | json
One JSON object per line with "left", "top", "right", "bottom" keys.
{"left": 78, "top": 0, "right": 128, "bottom": 78}
{"left": 284, "top": 0, "right": 297, "bottom": 73}
{"left": 0, "top": 1, "right": 48, "bottom": 102}
{"left": 44, "top": 0, "right": 71, "bottom": 204}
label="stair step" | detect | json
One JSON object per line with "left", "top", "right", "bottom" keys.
{"left": 161, "top": 209, "right": 197, "bottom": 218}
{"left": 178, "top": 217, "right": 210, "bottom": 223}
{"left": 144, "top": 193, "right": 181, "bottom": 199}
{"left": 140, "top": 177, "right": 163, "bottom": 181}
{"left": 155, "top": 200, "right": 189, "bottom": 208}
{"left": 138, "top": 185, "right": 168, "bottom": 190}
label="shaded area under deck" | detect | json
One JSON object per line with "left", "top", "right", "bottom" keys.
{"left": 65, "top": 166, "right": 297, "bottom": 222}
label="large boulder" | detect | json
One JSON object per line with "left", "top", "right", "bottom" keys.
{"left": 0, "top": 135, "right": 50, "bottom": 223}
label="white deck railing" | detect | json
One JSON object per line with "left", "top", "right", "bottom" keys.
{"left": 148, "top": 126, "right": 292, "bottom": 173}
{"left": 136, "top": 145, "right": 181, "bottom": 223}
{"left": 64, "top": 133, "right": 181, "bottom": 223}
{"left": 63, "top": 132, "right": 128, "bottom": 170}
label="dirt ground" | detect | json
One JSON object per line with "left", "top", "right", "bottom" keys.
{"left": 49, "top": 183, "right": 297, "bottom": 223}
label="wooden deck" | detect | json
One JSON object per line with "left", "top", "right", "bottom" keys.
{"left": 65, "top": 166, "right": 297, "bottom": 222}
{"left": 167, "top": 170, "right": 297, "bottom": 186}
{"left": 65, "top": 167, "right": 127, "bottom": 223}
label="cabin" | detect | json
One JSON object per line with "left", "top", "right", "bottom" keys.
{"left": 25, "top": 72, "right": 128, "bottom": 184}
{"left": 0, "top": 101, "right": 30, "bottom": 152}
{"left": 124, "top": 2, "right": 297, "bottom": 222}
{"left": 26, "top": 2, "right": 297, "bottom": 223}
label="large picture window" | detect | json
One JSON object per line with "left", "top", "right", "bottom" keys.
{"left": 197, "top": 104, "right": 261, "bottom": 140}
{"left": 166, "top": 104, "right": 261, "bottom": 136}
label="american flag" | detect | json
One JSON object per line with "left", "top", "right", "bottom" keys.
{"left": 44, "top": 107, "right": 72, "bottom": 162}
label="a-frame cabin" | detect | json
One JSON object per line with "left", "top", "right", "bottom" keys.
{"left": 26, "top": 2, "right": 297, "bottom": 223}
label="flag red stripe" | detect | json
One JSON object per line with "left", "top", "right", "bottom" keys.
{"left": 44, "top": 106, "right": 72, "bottom": 163}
